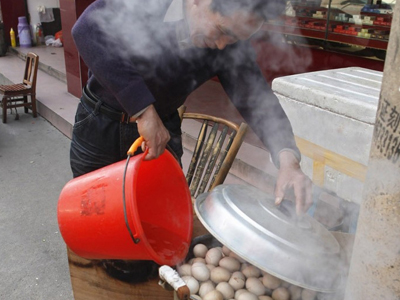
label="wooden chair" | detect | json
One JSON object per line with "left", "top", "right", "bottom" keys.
{"left": 0, "top": 52, "right": 39, "bottom": 123}
{"left": 181, "top": 109, "right": 248, "bottom": 198}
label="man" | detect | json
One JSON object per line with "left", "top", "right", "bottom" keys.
{"left": 71, "top": 0, "right": 312, "bottom": 281}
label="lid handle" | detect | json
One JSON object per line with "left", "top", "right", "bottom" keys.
{"left": 278, "top": 199, "right": 312, "bottom": 230}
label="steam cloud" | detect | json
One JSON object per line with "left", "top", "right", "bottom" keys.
{"left": 90, "top": 0, "right": 173, "bottom": 59}
{"left": 89, "top": 0, "right": 313, "bottom": 83}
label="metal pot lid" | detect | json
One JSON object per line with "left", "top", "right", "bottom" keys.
{"left": 194, "top": 184, "right": 342, "bottom": 293}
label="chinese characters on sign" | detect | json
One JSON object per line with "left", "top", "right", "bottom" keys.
{"left": 374, "top": 98, "right": 400, "bottom": 163}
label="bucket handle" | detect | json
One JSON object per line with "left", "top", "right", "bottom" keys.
{"left": 127, "top": 136, "right": 144, "bottom": 156}
{"left": 123, "top": 136, "right": 146, "bottom": 244}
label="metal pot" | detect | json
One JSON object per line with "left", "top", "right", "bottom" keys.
{"left": 194, "top": 184, "right": 343, "bottom": 293}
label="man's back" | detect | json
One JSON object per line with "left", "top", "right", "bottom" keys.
{"left": 73, "top": 0, "right": 253, "bottom": 117}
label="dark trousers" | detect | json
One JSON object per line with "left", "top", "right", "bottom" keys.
{"left": 70, "top": 97, "right": 183, "bottom": 178}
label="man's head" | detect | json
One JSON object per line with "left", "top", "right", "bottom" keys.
{"left": 186, "top": 0, "right": 285, "bottom": 50}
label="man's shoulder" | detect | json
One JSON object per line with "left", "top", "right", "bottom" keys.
{"left": 102, "top": 0, "right": 172, "bottom": 17}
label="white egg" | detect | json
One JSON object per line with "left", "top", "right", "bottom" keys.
{"left": 206, "top": 248, "right": 223, "bottom": 266}
{"left": 222, "top": 245, "right": 231, "bottom": 256}
{"left": 240, "top": 263, "right": 250, "bottom": 271}
{"left": 242, "top": 265, "right": 261, "bottom": 278}
{"left": 301, "top": 288, "right": 317, "bottom": 300}
{"left": 219, "top": 257, "right": 241, "bottom": 272}
{"left": 182, "top": 275, "right": 199, "bottom": 295}
{"left": 234, "top": 289, "right": 248, "bottom": 300}
{"left": 259, "top": 296, "right": 273, "bottom": 300}
{"left": 281, "top": 281, "right": 291, "bottom": 288}
{"left": 264, "top": 287, "right": 273, "bottom": 296}
{"left": 216, "top": 282, "right": 235, "bottom": 299}
{"left": 228, "top": 271, "right": 246, "bottom": 290}
{"left": 211, "top": 267, "right": 231, "bottom": 283}
{"left": 192, "top": 262, "right": 210, "bottom": 281}
{"left": 177, "top": 263, "right": 192, "bottom": 276}
{"left": 203, "top": 289, "right": 224, "bottom": 300}
{"left": 199, "top": 280, "right": 216, "bottom": 298}
{"left": 245, "top": 277, "right": 266, "bottom": 296}
{"left": 229, "top": 251, "right": 246, "bottom": 263}
{"left": 271, "top": 287, "right": 290, "bottom": 300}
{"left": 194, "top": 243, "right": 208, "bottom": 258}
{"left": 262, "top": 273, "right": 281, "bottom": 290}
{"left": 190, "top": 295, "right": 202, "bottom": 300}
{"left": 288, "top": 285, "right": 302, "bottom": 300}
{"left": 237, "top": 291, "right": 258, "bottom": 300}
{"left": 207, "top": 264, "right": 216, "bottom": 272}
{"left": 193, "top": 257, "right": 207, "bottom": 264}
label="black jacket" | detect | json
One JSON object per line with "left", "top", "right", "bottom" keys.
{"left": 72, "top": 0, "right": 300, "bottom": 167}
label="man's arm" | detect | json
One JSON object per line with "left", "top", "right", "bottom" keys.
{"left": 216, "top": 42, "right": 300, "bottom": 166}
{"left": 216, "top": 42, "right": 312, "bottom": 214}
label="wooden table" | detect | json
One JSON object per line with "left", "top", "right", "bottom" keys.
{"left": 67, "top": 213, "right": 209, "bottom": 299}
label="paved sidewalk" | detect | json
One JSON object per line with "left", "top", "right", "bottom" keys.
{"left": 0, "top": 110, "right": 74, "bottom": 299}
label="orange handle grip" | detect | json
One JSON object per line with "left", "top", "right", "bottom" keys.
{"left": 127, "top": 136, "right": 144, "bottom": 156}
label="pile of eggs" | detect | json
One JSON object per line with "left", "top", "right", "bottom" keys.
{"left": 177, "top": 243, "right": 318, "bottom": 300}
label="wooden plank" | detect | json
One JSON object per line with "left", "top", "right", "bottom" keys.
{"left": 313, "top": 159, "right": 326, "bottom": 186}
{"left": 68, "top": 249, "right": 174, "bottom": 300}
{"left": 68, "top": 210, "right": 210, "bottom": 299}
{"left": 295, "top": 136, "right": 368, "bottom": 182}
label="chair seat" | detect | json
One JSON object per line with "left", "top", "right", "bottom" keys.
{"left": 0, "top": 83, "right": 31, "bottom": 95}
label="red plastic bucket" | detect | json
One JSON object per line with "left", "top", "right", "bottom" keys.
{"left": 57, "top": 150, "right": 193, "bottom": 266}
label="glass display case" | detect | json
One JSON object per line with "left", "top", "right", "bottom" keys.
{"left": 261, "top": 0, "right": 394, "bottom": 61}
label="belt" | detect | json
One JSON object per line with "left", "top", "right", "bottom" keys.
{"left": 81, "top": 86, "right": 131, "bottom": 123}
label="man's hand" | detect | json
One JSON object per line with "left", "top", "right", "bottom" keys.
{"left": 274, "top": 151, "right": 313, "bottom": 215}
{"left": 135, "top": 105, "right": 170, "bottom": 160}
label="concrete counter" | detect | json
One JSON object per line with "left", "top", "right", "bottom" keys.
{"left": 273, "top": 67, "right": 382, "bottom": 204}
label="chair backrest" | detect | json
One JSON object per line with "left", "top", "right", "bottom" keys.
{"left": 23, "top": 52, "right": 39, "bottom": 92}
{"left": 182, "top": 111, "right": 248, "bottom": 198}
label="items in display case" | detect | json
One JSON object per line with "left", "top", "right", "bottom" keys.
{"left": 263, "top": 0, "right": 394, "bottom": 55}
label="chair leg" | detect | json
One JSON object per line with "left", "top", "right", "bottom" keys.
{"left": 31, "top": 94, "right": 37, "bottom": 118}
{"left": 24, "top": 96, "right": 28, "bottom": 113}
{"left": 2, "top": 96, "right": 7, "bottom": 123}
